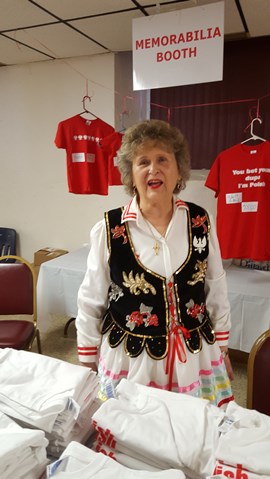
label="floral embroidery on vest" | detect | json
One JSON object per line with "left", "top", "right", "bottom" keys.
{"left": 108, "top": 282, "right": 123, "bottom": 302}
{"left": 111, "top": 225, "right": 127, "bottom": 244}
{"left": 126, "top": 303, "right": 159, "bottom": 331}
{"left": 122, "top": 271, "right": 157, "bottom": 295}
{"left": 187, "top": 259, "right": 207, "bottom": 285}
{"left": 191, "top": 214, "right": 208, "bottom": 233}
{"left": 186, "top": 299, "right": 205, "bottom": 323}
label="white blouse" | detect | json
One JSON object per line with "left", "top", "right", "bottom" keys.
{"left": 76, "top": 196, "right": 231, "bottom": 363}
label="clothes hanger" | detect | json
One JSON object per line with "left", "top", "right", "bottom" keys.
{"left": 117, "top": 95, "right": 134, "bottom": 132}
{"left": 241, "top": 117, "right": 266, "bottom": 144}
{"left": 79, "top": 95, "right": 98, "bottom": 119}
{"left": 118, "top": 110, "right": 128, "bottom": 133}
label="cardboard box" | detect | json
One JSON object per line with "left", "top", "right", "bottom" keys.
{"left": 31, "top": 264, "right": 40, "bottom": 284}
{"left": 34, "top": 247, "right": 68, "bottom": 266}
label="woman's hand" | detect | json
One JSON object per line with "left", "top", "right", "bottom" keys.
{"left": 220, "top": 348, "right": 234, "bottom": 381}
{"left": 80, "top": 361, "right": 98, "bottom": 373}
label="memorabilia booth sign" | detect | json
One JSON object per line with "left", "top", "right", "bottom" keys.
{"left": 132, "top": 1, "right": 224, "bottom": 90}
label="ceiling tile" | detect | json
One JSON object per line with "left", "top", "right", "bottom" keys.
{"left": 240, "top": 0, "right": 270, "bottom": 37}
{"left": 223, "top": 0, "right": 246, "bottom": 36}
{"left": 0, "top": 35, "right": 48, "bottom": 64}
{"left": 4, "top": 23, "right": 106, "bottom": 61}
{"left": 71, "top": 10, "right": 143, "bottom": 52}
{"left": 0, "top": 0, "right": 54, "bottom": 30}
{"left": 34, "top": 0, "right": 136, "bottom": 18}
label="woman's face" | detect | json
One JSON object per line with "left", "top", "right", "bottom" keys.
{"left": 132, "top": 140, "right": 180, "bottom": 205}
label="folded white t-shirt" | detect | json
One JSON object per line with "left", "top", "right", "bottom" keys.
{"left": 47, "top": 441, "right": 185, "bottom": 479}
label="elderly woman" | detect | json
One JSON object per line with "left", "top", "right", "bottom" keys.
{"left": 76, "top": 119, "right": 234, "bottom": 406}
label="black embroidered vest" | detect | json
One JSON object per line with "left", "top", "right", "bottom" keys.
{"left": 101, "top": 202, "right": 215, "bottom": 360}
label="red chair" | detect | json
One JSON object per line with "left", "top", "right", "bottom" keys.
{"left": 0, "top": 255, "right": 41, "bottom": 352}
{"left": 247, "top": 328, "right": 270, "bottom": 415}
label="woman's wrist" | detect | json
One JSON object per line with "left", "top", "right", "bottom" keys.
{"left": 220, "top": 349, "right": 229, "bottom": 359}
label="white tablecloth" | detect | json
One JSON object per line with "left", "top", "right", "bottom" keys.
{"left": 37, "top": 246, "right": 89, "bottom": 332}
{"left": 226, "top": 264, "right": 270, "bottom": 352}
{"left": 37, "top": 247, "right": 270, "bottom": 352}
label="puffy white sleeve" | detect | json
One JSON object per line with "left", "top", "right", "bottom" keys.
{"left": 205, "top": 213, "right": 231, "bottom": 347}
{"left": 76, "top": 219, "right": 110, "bottom": 363}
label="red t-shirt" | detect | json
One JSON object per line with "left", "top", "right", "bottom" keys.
{"left": 205, "top": 141, "right": 270, "bottom": 260}
{"left": 55, "top": 115, "right": 115, "bottom": 195}
{"left": 100, "top": 131, "right": 123, "bottom": 186}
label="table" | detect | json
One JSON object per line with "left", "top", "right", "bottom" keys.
{"left": 37, "top": 247, "right": 270, "bottom": 352}
{"left": 37, "top": 246, "right": 89, "bottom": 332}
{"left": 226, "top": 264, "right": 270, "bottom": 353}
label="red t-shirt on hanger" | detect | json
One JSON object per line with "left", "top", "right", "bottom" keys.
{"left": 55, "top": 114, "right": 115, "bottom": 195}
{"left": 205, "top": 141, "right": 270, "bottom": 261}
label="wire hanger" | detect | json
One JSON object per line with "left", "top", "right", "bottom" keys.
{"left": 241, "top": 117, "right": 266, "bottom": 144}
{"left": 80, "top": 94, "right": 98, "bottom": 119}
{"left": 118, "top": 95, "right": 134, "bottom": 132}
{"left": 118, "top": 110, "right": 128, "bottom": 132}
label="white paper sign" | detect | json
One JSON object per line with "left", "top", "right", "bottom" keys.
{"left": 241, "top": 201, "right": 258, "bottom": 213}
{"left": 132, "top": 1, "right": 224, "bottom": 90}
{"left": 226, "top": 192, "right": 242, "bottom": 204}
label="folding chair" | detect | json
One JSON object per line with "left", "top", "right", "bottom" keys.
{"left": 247, "top": 328, "right": 270, "bottom": 415}
{"left": 0, "top": 254, "right": 42, "bottom": 352}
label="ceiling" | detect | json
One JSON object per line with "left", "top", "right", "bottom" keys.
{"left": 0, "top": 0, "right": 269, "bottom": 67}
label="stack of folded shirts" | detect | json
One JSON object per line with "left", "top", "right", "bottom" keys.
{"left": 90, "top": 380, "right": 270, "bottom": 479}
{"left": 46, "top": 397, "right": 101, "bottom": 458}
{"left": 46, "top": 441, "right": 185, "bottom": 478}
{"left": 0, "top": 348, "right": 100, "bottom": 458}
{"left": 0, "top": 411, "right": 48, "bottom": 479}
{"left": 213, "top": 401, "right": 270, "bottom": 479}
{"left": 91, "top": 379, "right": 225, "bottom": 479}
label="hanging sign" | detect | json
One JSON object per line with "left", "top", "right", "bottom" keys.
{"left": 132, "top": 1, "right": 224, "bottom": 91}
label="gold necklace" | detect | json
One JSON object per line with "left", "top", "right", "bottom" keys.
{"left": 143, "top": 218, "right": 167, "bottom": 256}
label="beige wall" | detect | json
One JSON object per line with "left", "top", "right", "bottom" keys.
{"left": 0, "top": 53, "right": 127, "bottom": 261}
{"left": 0, "top": 52, "right": 216, "bottom": 262}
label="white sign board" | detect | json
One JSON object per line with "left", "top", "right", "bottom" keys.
{"left": 132, "top": 1, "right": 224, "bottom": 90}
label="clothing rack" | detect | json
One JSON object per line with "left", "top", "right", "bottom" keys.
{"left": 150, "top": 92, "right": 270, "bottom": 125}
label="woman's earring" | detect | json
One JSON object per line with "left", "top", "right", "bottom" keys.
{"left": 133, "top": 185, "right": 137, "bottom": 196}
{"left": 176, "top": 179, "right": 182, "bottom": 191}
